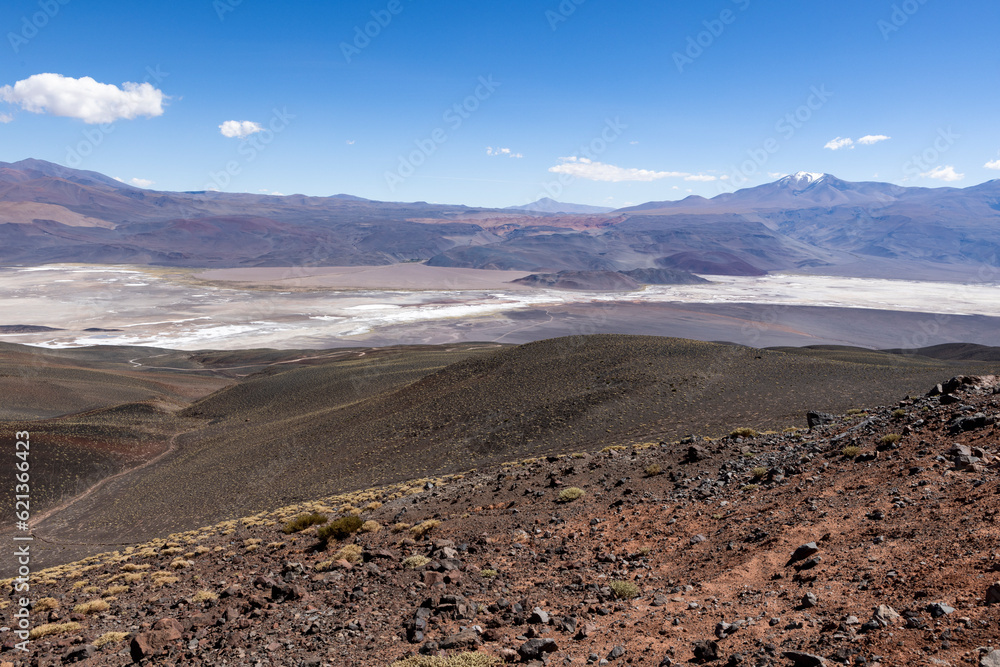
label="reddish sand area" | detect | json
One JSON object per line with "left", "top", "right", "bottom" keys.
{"left": 195, "top": 264, "right": 536, "bottom": 291}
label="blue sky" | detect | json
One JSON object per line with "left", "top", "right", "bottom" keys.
{"left": 1, "top": 0, "right": 998, "bottom": 208}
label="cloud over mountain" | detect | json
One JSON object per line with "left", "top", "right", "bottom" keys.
{"left": 0, "top": 73, "right": 165, "bottom": 124}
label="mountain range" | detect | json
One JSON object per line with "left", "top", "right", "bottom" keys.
{"left": 2, "top": 160, "right": 998, "bottom": 279}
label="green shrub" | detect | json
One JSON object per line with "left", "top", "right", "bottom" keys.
{"left": 841, "top": 445, "right": 861, "bottom": 458}
{"left": 880, "top": 434, "right": 902, "bottom": 445}
{"left": 741, "top": 484, "right": 758, "bottom": 492}
{"left": 282, "top": 513, "right": 327, "bottom": 534}
{"left": 644, "top": 464, "right": 662, "bottom": 477}
{"left": 479, "top": 568, "right": 499, "bottom": 579}
{"left": 891, "top": 409, "right": 906, "bottom": 419}
{"left": 751, "top": 466, "right": 768, "bottom": 479}
{"left": 557, "top": 487, "right": 586, "bottom": 503}
{"left": 317, "top": 515, "right": 364, "bottom": 544}
{"left": 609, "top": 580, "right": 639, "bottom": 600}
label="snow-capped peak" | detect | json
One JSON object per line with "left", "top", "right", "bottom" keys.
{"left": 785, "top": 171, "right": 826, "bottom": 183}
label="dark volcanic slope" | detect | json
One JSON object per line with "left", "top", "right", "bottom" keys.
{"left": 11, "top": 374, "right": 1000, "bottom": 667}
{"left": 17, "top": 335, "right": 1000, "bottom": 570}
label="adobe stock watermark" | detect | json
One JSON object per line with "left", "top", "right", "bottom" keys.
{"left": 877, "top": 0, "right": 930, "bottom": 40}
{"left": 546, "top": 0, "right": 587, "bottom": 31}
{"left": 384, "top": 75, "right": 501, "bottom": 193}
{"left": 531, "top": 117, "right": 627, "bottom": 202}
{"left": 716, "top": 84, "right": 832, "bottom": 191}
{"left": 7, "top": 0, "right": 71, "bottom": 54}
{"left": 902, "top": 127, "right": 959, "bottom": 179}
{"left": 204, "top": 107, "right": 295, "bottom": 191}
{"left": 674, "top": 0, "right": 751, "bottom": 74}
{"left": 64, "top": 66, "right": 170, "bottom": 168}
{"left": 341, "top": 0, "right": 409, "bottom": 63}
{"left": 213, "top": 0, "right": 244, "bottom": 21}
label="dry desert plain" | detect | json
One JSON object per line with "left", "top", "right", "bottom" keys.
{"left": 2, "top": 263, "right": 1000, "bottom": 351}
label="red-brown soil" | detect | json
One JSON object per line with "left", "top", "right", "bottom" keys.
{"left": 7, "top": 375, "right": 1000, "bottom": 667}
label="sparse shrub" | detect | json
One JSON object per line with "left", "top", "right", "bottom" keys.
{"left": 34, "top": 597, "right": 59, "bottom": 612}
{"left": 73, "top": 599, "right": 109, "bottom": 615}
{"left": 123, "top": 573, "right": 143, "bottom": 583}
{"left": 601, "top": 445, "right": 627, "bottom": 453}
{"left": 160, "top": 547, "right": 184, "bottom": 557}
{"left": 29, "top": 622, "right": 81, "bottom": 640}
{"left": 892, "top": 409, "right": 906, "bottom": 419}
{"left": 558, "top": 487, "right": 586, "bottom": 503}
{"left": 609, "top": 580, "right": 640, "bottom": 600}
{"left": 153, "top": 576, "right": 178, "bottom": 587}
{"left": 479, "top": 568, "right": 499, "bottom": 579}
{"left": 267, "top": 542, "right": 286, "bottom": 549}
{"left": 730, "top": 428, "right": 758, "bottom": 438}
{"left": 847, "top": 409, "right": 865, "bottom": 415}
{"left": 880, "top": 434, "right": 902, "bottom": 445}
{"left": 741, "top": 484, "right": 758, "bottom": 492}
{"left": 192, "top": 590, "right": 218, "bottom": 603}
{"left": 170, "top": 559, "right": 194, "bottom": 570}
{"left": 751, "top": 466, "right": 768, "bottom": 480}
{"left": 841, "top": 445, "right": 861, "bottom": 458}
{"left": 360, "top": 520, "right": 381, "bottom": 534}
{"left": 392, "top": 522, "right": 412, "bottom": 533}
{"left": 364, "top": 501, "right": 383, "bottom": 512}
{"left": 410, "top": 520, "right": 441, "bottom": 540}
{"left": 282, "top": 513, "right": 328, "bottom": 534}
{"left": 331, "top": 544, "right": 364, "bottom": 564}
{"left": 403, "top": 555, "right": 432, "bottom": 569}
{"left": 81, "top": 586, "right": 99, "bottom": 595}
{"left": 94, "top": 631, "right": 129, "bottom": 648}
{"left": 644, "top": 464, "right": 662, "bottom": 477}
{"left": 104, "top": 585, "right": 129, "bottom": 596}
{"left": 636, "top": 547, "right": 652, "bottom": 557}
{"left": 317, "top": 515, "right": 365, "bottom": 544}
{"left": 70, "top": 581, "right": 88, "bottom": 590}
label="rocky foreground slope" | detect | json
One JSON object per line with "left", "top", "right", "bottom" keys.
{"left": 5, "top": 375, "right": 1000, "bottom": 667}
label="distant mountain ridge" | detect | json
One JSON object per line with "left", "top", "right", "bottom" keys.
{"left": 506, "top": 197, "right": 615, "bottom": 215}
{"left": 1, "top": 159, "right": 998, "bottom": 279}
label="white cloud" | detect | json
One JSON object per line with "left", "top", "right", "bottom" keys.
{"left": 768, "top": 172, "right": 786, "bottom": 178}
{"left": 548, "top": 157, "right": 712, "bottom": 183}
{"left": 824, "top": 137, "right": 854, "bottom": 151}
{"left": 0, "top": 73, "right": 165, "bottom": 124}
{"left": 219, "top": 120, "right": 264, "bottom": 139}
{"left": 857, "top": 134, "right": 891, "bottom": 145}
{"left": 922, "top": 165, "right": 965, "bottom": 182}
{"left": 486, "top": 146, "right": 523, "bottom": 158}
{"left": 130, "top": 177, "right": 154, "bottom": 188}
{"left": 0, "top": 112, "right": 12, "bottom": 123}
{"left": 346, "top": 139, "right": 356, "bottom": 145}
{"left": 984, "top": 159, "right": 1000, "bottom": 170}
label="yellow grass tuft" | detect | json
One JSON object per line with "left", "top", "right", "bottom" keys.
{"left": 34, "top": 597, "right": 59, "bottom": 612}
{"left": 29, "top": 622, "right": 82, "bottom": 640}
{"left": 410, "top": 520, "right": 441, "bottom": 540}
{"left": 73, "top": 599, "right": 109, "bottom": 614}
{"left": 94, "top": 631, "right": 129, "bottom": 648}
{"left": 192, "top": 590, "right": 218, "bottom": 602}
